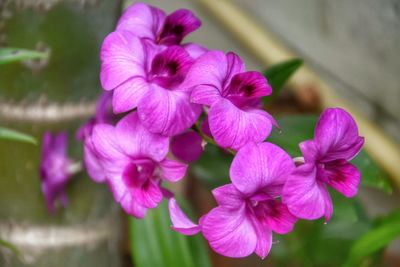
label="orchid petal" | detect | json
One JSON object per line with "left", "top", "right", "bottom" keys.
{"left": 171, "top": 131, "right": 203, "bottom": 162}
{"left": 282, "top": 164, "right": 331, "bottom": 220}
{"left": 100, "top": 31, "right": 145, "bottom": 90}
{"left": 159, "top": 158, "right": 188, "bottom": 182}
{"left": 314, "top": 108, "right": 364, "bottom": 162}
{"left": 138, "top": 84, "right": 201, "bottom": 136}
{"left": 230, "top": 142, "right": 295, "bottom": 195}
{"left": 201, "top": 205, "right": 257, "bottom": 258}
{"left": 116, "top": 3, "right": 166, "bottom": 40}
{"left": 208, "top": 99, "right": 273, "bottom": 150}
{"left": 169, "top": 198, "right": 201, "bottom": 235}
{"left": 112, "top": 77, "right": 149, "bottom": 114}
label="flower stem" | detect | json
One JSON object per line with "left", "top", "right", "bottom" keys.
{"left": 193, "top": 122, "right": 236, "bottom": 155}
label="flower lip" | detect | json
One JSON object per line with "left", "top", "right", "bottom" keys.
{"left": 149, "top": 46, "right": 194, "bottom": 88}
{"left": 157, "top": 9, "right": 201, "bottom": 45}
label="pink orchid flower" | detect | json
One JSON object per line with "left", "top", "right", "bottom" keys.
{"left": 283, "top": 108, "right": 364, "bottom": 221}
{"left": 100, "top": 31, "right": 202, "bottom": 136}
{"left": 183, "top": 51, "right": 276, "bottom": 150}
{"left": 169, "top": 142, "right": 297, "bottom": 258}
{"left": 88, "top": 112, "right": 187, "bottom": 218}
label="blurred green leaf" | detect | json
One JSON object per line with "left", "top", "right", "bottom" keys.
{"left": 343, "top": 210, "right": 400, "bottom": 267}
{"left": 268, "top": 115, "right": 391, "bottom": 192}
{"left": 0, "top": 239, "right": 23, "bottom": 259}
{"left": 263, "top": 58, "right": 303, "bottom": 103}
{"left": 0, "top": 127, "right": 37, "bottom": 145}
{"left": 0, "top": 47, "right": 48, "bottom": 65}
{"left": 130, "top": 200, "right": 211, "bottom": 267}
{"left": 191, "top": 144, "right": 232, "bottom": 189}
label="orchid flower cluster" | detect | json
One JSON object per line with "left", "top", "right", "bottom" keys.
{"left": 39, "top": 3, "right": 364, "bottom": 259}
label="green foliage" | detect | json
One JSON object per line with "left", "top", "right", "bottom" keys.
{"left": 0, "top": 239, "right": 23, "bottom": 259}
{"left": 0, "top": 47, "right": 48, "bottom": 65}
{"left": 343, "top": 209, "right": 400, "bottom": 267}
{"left": 129, "top": 200, "right": 211, "bottom": 267}
{"left": 0, "top": 127, "right": 37, "bottom": 145}
{"left": 263, "top": 58, "right": 303, "bottom": 102}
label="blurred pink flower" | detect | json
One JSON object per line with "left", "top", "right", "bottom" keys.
{"left": 39, "top": 132, "right": 72, "bottom": 213}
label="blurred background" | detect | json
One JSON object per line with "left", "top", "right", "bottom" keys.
{"left": 0, "top": 0, "right": 399, "bottom": 266}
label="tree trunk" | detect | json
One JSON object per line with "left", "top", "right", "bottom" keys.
{"left": 0, "top": 0, "right": 122, "bottom": 266}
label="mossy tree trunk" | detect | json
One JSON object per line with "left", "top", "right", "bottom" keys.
{"left": 0, "top": 1, "right": 122, "bottom": 266}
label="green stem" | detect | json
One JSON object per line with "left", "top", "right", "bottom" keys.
{"left": 193, "top": 121, "right": 236, "bottom": 155}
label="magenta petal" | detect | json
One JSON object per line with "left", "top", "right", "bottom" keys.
{"left": 116, "top": 3, "right": 166, "bottom": 40}
{"left": 182, "top": 43, "right": 208, "bottom": 59}
{"left": 91, "top": 124, "right": 124, "bottom": 161}
{"left": 201, "top": 205, "right": 257, "bottom": 258}
{"left": 138, "top": 84, "right": 202, "bottom": 136}
{"left": 116, "top": 112, "right": 169, "bottom": 161}
{"left": 159, "top": 9, "right": 201, "bottom": 45}
{"left": 228, "top": 71, "right": 272, "bottom": 98}
{"left": 314, "top": 108, "right": 364, "bottom": 161}
{"left": 212, "top": 184, "right": 244, "bottom": 209}
{"left": 321, "top": 160, "right": 361, "bottom": 198}
{"left": 100, "top": 31, "right": 145, "bottom": 90}
{"left": 282, "top": 164, "right": 330, "bottom": 220}
{"left": 209, "top": 99, "right": 273, "bottom": 150}
{"left": 252, "top": 220, "right": 273, "bottom": 259}
{"left": 299, "top": 140, "right": 318, "bottom": 163}
{"left": 159, "top": 159, "right": 188, "bottom": 182}
{"left": 83, "top": 136, "right": 106, "bottom": 183}
{"left": 230, "top": 142, "right": 295, "bottom": 195}
{"left": 112, "top": 77, "right": 149, "bottom": 114}
{"left": 171, "top": 131, "right": 203, "bottom": 162}
{"left": 169, "top": 198, "right": 201, "bottom": 235}
{"left": 133, "top": 179, "right": 163, "bottom": 209}
{"left": 265, "top": 201, "right": 297, "bottom": 234}
{"left": 118, "top": 190, "right": 148, "bottom": 218}
{"left": 186, "top": 51, "right": 244, "bottom": 106}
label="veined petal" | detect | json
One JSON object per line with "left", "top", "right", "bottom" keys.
{"left": 116, "top": 112, "right": 169, "bottom": 161}
{"left": 159, "top": 158, "right": 188, "bottom": 182}
{"left": 116, "top": 3, "right": 166, "bottom": 40}
{"left": 100, "top": 31, "right": 146, "bottom": 90}
{"left": 282, "top": 164, "right": 331, "bottom": 220}
{"left": 112, "top": 77, "right": 149, "bottom": 114}
{"left": 201, "top": 205, "right": 257, "bottom": 258}
{"left": 159, "top": 9, "right": 201, "bottom": 45}
{"left": 138, "top": 84, "right": 202, "bottom": 136}
{"left": 252, "top": 219, "right": 273, "bottom": 259}
{"left": 320, "top": 160, "right": 361, "bottom": 198}
{"left": 230, "top": 142, "right": 295, "bottom": 196}
{"left": 185, "top": 51, "right": 244, "bottom": 106}
{"left": 91, "top": 124, "right": 125, "bottom": 162}
{"left": 208, "top": 99, "right": 273, "bottom": 151}
{"left": 169, "top": 198, "right": 201, "bottom": 235}
{"left": 264, "top": 201, "right": 297, "bottom": 234}
{"left": 314, "top": 108, "right": 364, "bottom": 162}
{"left": 299, "top": 140, "right": 318, "bottom": 163}
{"left": 212, "top": 184, "right": 244, "bottom": 209}
{"left": 83, "top": 136, "right": 106, "bottom": 183}
{"left": 133, "top": 179, "right": 164, "bottom": 209}
{"left": 228, "top": 71, "right": 272, "bottom": 98}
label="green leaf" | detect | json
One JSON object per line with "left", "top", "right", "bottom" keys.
{"left": 263, "top": 58, "right": 303, "bottom": 102}
{"left": 0, "top": 239, "right": 23, "bottom": 259}
{"left": 191, "top": 144, "right": 232, "bottom": 189}
{"left": 0, "top": 127, "right": 37, "bottom": 145}
{"left": 0, "top": 47, "right": 48, "bottom": 65}
{"left": 129, "top": 200, "right": 211, "bottom": 267}
{"left": 343, "top": 211, "right": 400, "bottom": 267}
{"left": 268, "top": 115, "right": 391, "bottom": 192}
